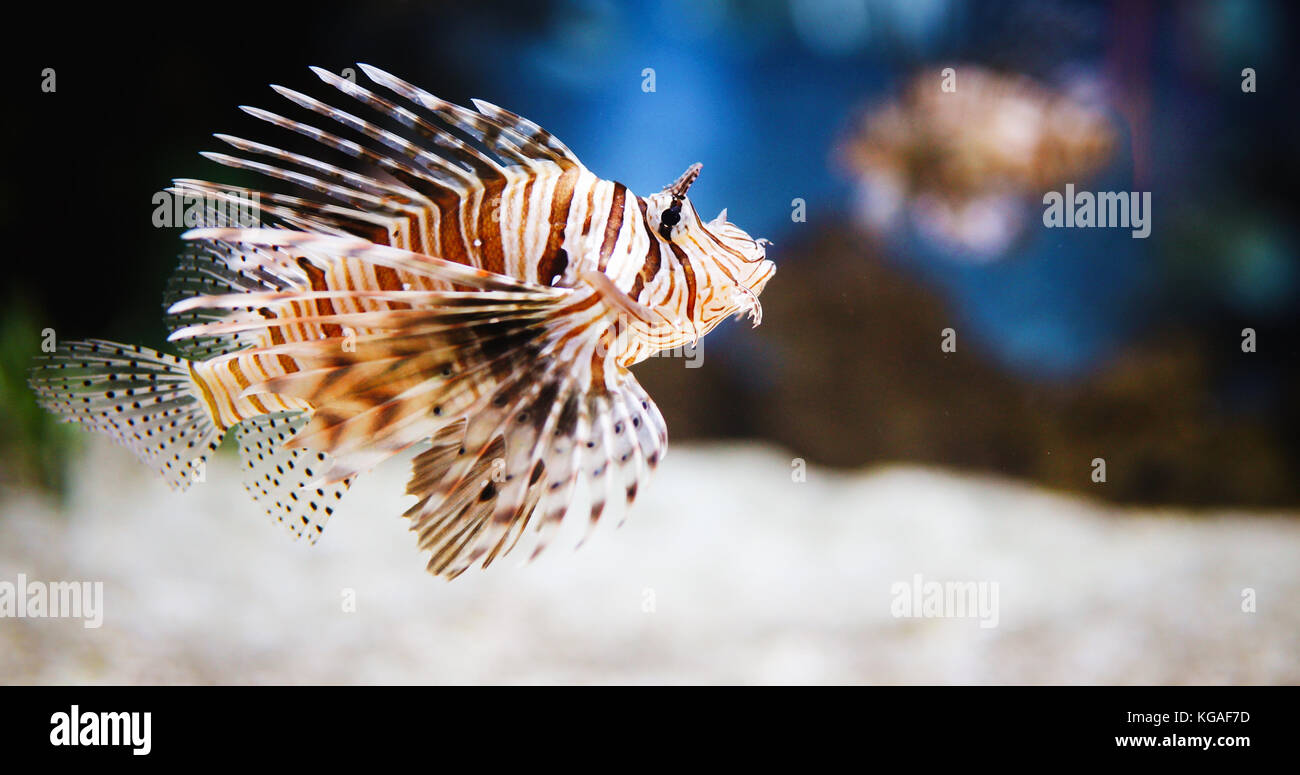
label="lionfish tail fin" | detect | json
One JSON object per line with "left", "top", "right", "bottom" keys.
{"left": 29, "top": 340, "right": 221, "bottom": 490}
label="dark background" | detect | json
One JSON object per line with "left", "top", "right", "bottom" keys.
{"left": 3, "top": 0, "right": 1297, "bottom": 506}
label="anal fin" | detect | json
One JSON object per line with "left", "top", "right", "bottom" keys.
{"left": 234, "top": 411, "right": 353, "bottom": 543}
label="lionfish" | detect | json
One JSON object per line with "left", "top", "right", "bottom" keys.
{"left": 30, "top": 65, "right": 775, "bottom": 578}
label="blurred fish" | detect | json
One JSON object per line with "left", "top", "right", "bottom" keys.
{"left": 839, "top": 65, "right": 1116, "bottom": 257}
{"left": 29, "top": 65, "right": 775, "bottom": 579}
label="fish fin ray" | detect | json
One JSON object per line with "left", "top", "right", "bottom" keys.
{"left": 162, "top": 240, "right": 307, "bottom": 359}
{"left": 233, "top": 411, "right": 353, "bottom": 543}
{"left": 356, "top": 64, "right": 583, "bottom": 170}
{"left": 28, "top": 340, "right": 221, "bottom": 490}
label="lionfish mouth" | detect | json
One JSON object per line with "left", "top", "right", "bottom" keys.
{"left": 734, "top": 285, "right": 764, "bottom": 327}
{"left": 734, "top": 256, "right": 776, "bottom": 327}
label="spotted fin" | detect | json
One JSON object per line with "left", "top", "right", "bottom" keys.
{"left": 28, "top": 340, "right": 220, "bottom": 490}
{"left": 233, "top": 411, "right": 353, "bottom": 543}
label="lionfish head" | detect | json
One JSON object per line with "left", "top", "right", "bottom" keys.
{"left": 645, "top": 163, "right": 776, "bottom": 328}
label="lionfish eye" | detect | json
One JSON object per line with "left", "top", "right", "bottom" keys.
{"left": 658, "top": 200, "right": 682, "bottom": 240}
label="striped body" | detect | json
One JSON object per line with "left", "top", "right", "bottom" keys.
{"left": 189, "top": 161, "right": 772, "bottom": 429}
{"left": 31, "top": 64, "right": 775, "bottom": 578}
{"left": 190, "top": 355, "right": 309, "bottom": 430}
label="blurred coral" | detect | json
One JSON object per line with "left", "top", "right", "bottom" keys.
{"left": 838, "top": 66, "right": 1117, "bottom": 256}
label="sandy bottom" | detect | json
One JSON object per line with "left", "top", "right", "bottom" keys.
{"left": 1, "top": 438, "right": 1296, "bottom": 684}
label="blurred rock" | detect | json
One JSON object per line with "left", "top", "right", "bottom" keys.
{"left": 639, "top": 221, "right": 1298, "bottom": 507}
